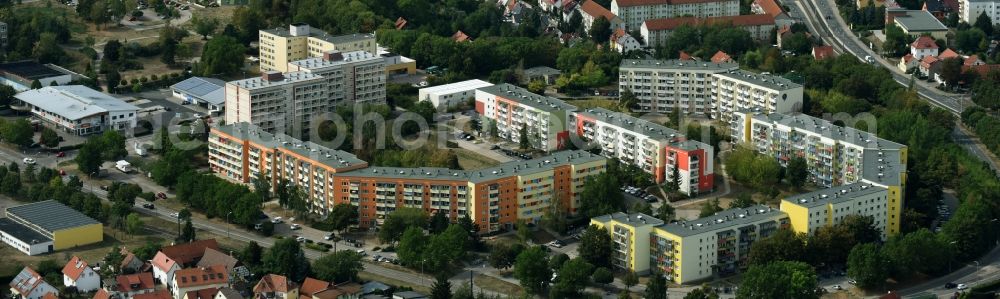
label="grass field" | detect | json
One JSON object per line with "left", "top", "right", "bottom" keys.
{"left": 563, "top": 98, "right": 621, "bottom": 110}
{"left": 454, "top": 147, "right": 501, "bottom": 170}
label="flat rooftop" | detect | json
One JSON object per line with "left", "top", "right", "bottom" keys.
{"left": 262, "top": 26, "right": 375, "bottom": 45}
{"left": 171, "top": 77, "right": 226, "bottom": 105}
{"left": 861, "top": 148, "right": 905, "bottom": 186}
{"left": 213, "top": 122, "right": 366, "bottom": 169}
{"left": 227, "top": 71, "right": 323, "bottom": 90}
{"left": 752, "top": 112, "right": 905, "bottom": 150}
{"left": 288, "top": 50, "right": 383, "bottom": 70}
{"left": 14, "top": 86, "right": 139, "bottom": 121}
{"left": 592, "top": 212, "right": 665, "bottom": 227}
{"left": 333, "top": 150, "right": 605, "bottom": 183}
{"left": 784, "top": 182, "right": 887, "bottom": 208}
{"left": 657, "top": 205, "right": 784, "bottom": 237}
{"left": 419, "top": 79, "right": 493, "bottom": 95}
{"left": 478, "top": 83, "right": 578, "bottom": 113}
{"left": 894, "top": 10, "right": 947, "bottom": 32}
{"left": 6, "top": 200, "right": 100, "bottom": 233}
{"left": 0, "top": 218, "right": 51, "bottom": 244}
{"left": 714, "top": 69, "right": 802, "bottom": 91}
{"left": 576, "top": 107, "right": 709, "bottom": 151}
{"left": 620, "top": 59, "right": 739, "bottom": 71}
{"left": 0, "top": 61, "right": 65, "bottom": 80}
{"left": 523, "top": 66, "right": 562, "bottom": 76}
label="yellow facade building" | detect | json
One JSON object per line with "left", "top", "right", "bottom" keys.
{"left": 259, "top": 24, "right": 377, "bottom": 73}
{"left": 0, "top": 200, "right": 102, "bottom": 255}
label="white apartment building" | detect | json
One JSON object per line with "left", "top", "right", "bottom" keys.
{"left": 259, "top": 24, "right": 377, "bottom": 72}
{"left": 13, "top": 85, "right": 138, "bottom": 136}
{"left": 287, "top": 50, "right": 387, "bottom": 106}
{"left": 960, "top": 0, "right": 1000, "bottom": 25}
{"left": 612, "top": 0, "right": 740, "bottom": 30}
{"left": 418, "top": 79, "right": 494, "bottom": 110}
{"left": 619, "top": 59, "right": 739, "bottom": 115}
{"left": 569, "top": 108, "right": 716, "bottom": 195}
{"left": 711, "top": 69, "right": 803, "bottom": 121}
{"left": 781, "top": 183, "right": 889, "bottom": 240}
{"left": 475, "top": 84, "right": 578, "bottom": 152}
{"left": 224, "top": 71, "right": 329, "bottom": 137}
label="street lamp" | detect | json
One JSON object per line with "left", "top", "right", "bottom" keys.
{"left": 226, "top": 212, "right": 233, "bottom": 239}
{"left": 949, "top": 241, "right": 958, "bottom": 272}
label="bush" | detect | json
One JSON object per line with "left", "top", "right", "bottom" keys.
{"left": 139, "top": 192, "right": 154, "bottom": 201}
{"left": 139, "top": 76, "right": 148, "bottom": 83}
{"left": 304, "top": 242, "right": 329, "bottom": 252}
{"left": 151, "top": 74, "right": 158, "bottom": 81}
{"left": 130, "top": 78, "right": 139, "bottom": 84}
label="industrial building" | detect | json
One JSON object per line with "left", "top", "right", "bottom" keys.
{"left": 0, "top": 200, "right": 103, "bottom": 255}
{"left": 417, "top": 79, "right": 493, "bottom": 110}
{"left": 13, "top": 85, "right": 138, "bottom": 136}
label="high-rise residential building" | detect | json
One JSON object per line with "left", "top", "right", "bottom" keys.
{"left": 209, "top": 122, "right": 369, "bottom": 214}
{"left": 475, "top": 84, "right": 578, "bottom": 152}
{"left": 959, "top": 0, "right": 999, "bottom": 26}
{"left": 640, "top": 15, "right": 776, "bottom": 45}
{"left": 591, "top": 207, "right": 787, "bottom": 283}
{"left": 569, "top": 108, "right": 715, "bottom": 195}
{"left": 730, "top": 111, "right": 907, "bottom": 235}
{"left": 209, "top": 123, "right": 607, "bottom": 233}
{"left": 711, "top": 69, "right": 803, "bottom": 122}
{"left": 781, "top": 182, "right": 890, "bottom": 239}
{"left": 611, "top": 0, "right": 740, "bottom": 30}
{"left": 286, "top": 50, "right": 387, "bottom": 106}
{"left": 619, "top": 59, "right": 738, "bottom": 115}
{"left": 258, "top": 24, "right": 377, "bottom": 72}
{"left": 224, "top": 71, "right": 330, "bottom": 137}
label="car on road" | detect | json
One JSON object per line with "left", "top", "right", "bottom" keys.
{"left": 490, "top": 145, "right": 499, "bottom": 150}
{"left": 832, "top": 285, "right": 842, "bottom": 290}
{"left": 142, "top": 203, "right": 154, "bottom": 209}
{"left": 295, "top": 236, "right": 306, "bottom": 242}
{"left": 271, "top": 217, "right": 283, "bottom": 224}
{"left": 55, "top": 152, "right": 65, "bottom": 158}
{"left": 324, "top": 233, "right": 338, "bottom": 241}
{"left": 355, "top": 249, "right": 366, "bottom": 256}
{"left": 170, "top": 212, "right": 180, "bottom": 218}
{"left": 944, "top": 282, "right": 957, "bottom": 289}
{"left": 289, "top": 224, "right": 301, "bottom": 230}
{"left": 22, "top": 158, "right": 35, "bottom": 165}
{"left": 957, "top": 284, "right": 968, "bottom": 290}
{"left": 157, "top": 192, "right": 167, "bottom": 199}
{"left": 547, "top": 240, "right": 563, "bottom": 248}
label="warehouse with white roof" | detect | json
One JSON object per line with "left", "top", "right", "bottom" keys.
{"left": 418, "top": 79, "right": 493, "bottom": 110}
{"left": 14, "top": 85, "right": 139, "bottom": 136}
{"left": 170, "top": 77, "right": 226, "bottom": 115}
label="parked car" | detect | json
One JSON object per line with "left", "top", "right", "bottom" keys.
{"left": 22, "top": 158, "right": 35, "bottom": 165}
{"left": 957, "top": 284, "right": 968, "bottom": 290}
{"left": 289, "top": 224, "right": 301, "bottom": 230}
{"left": 324, "top": 233, "right": 336, "bottom": 240}
{"left": 295, "top": 236, "right": 307, "bottom": 243}
{"left": 142, "top": 203, "right": 154, "bottom": 209}
{"left": 271, "top": 217, "right": 283, "bottom": 224}
{"left": 55, "top": 152, "right": 65, "bottom": 158}
{"left": 170, "top": 212, "right": 180, "bottom": 218}
{"left": 944, "top": 282, "right": 957, "bottom": 289}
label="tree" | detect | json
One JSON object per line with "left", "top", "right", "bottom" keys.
{"left": 578, "top": 225, "right": 613, "bottom": 268}
{"left": 125, "top": 213, "right": 143, "bottom": 236}
{"left": 667, "top": 164, "right": 681, "bottom": 193}
{"left": 101, "top": 130, "right": 128, "bottom": 161}
{"left": 30, "top": 79, "right": 42, "bottom": 89}
{"left": 847, "top": 243, "right": 890, "bottom": 289}
{"left": 180, "top": 219, "right": 196, "bottom": 242}
{"left": 841, "top": 215, "right": 881, "bottom": 244}
{"left": 252, "top": 176, "right": 272, "bottom": 201}
{"left": 263, "top": 238, "right": 311, "bottom": 281}
{"left": 513, "top": 246, "right": 551, "bottom": 294}
{"left": 738, "top": 261, "right": 819, "bottom": 299}
{"left": 645, "top": 273, "right": 668, "bottom": 299}
{"left": 519, "top": 125, "right": 530, "bottom": 149}
{"left": 747, "top": 229, "right": 806, "bottom": 266}
{"left": 684, "top": 285, "right": 720, "bottom": 299}
{"left": 240, "top": 241, "right": 264, "bottom": 273}
{"left": 975, "top": 11, "right": 994, "bottom": 37}
{"left": 488, "top": 243, "right": 524, "bottom": 271}
{"left": 699, "top": 198, "right": 723, "bottom": 217}
{"left": 196, "top": 36, "right": 247, "bottom": 76}
{"left": 527, "top": 80, "right": 546, "bottom": 94}
{"left": 786, "top": 156, "right": 808, "bottom": 188}
{"left": 3, "top": 119, "right": 34, "bottom": 147}
{"left": 882, "top": 24, "right": 910, "bottom": 56}
{"left": 516, "top": 220, "right": 531, "bottom": 244}
{"left": 591, "top": 267, "right": 613, "bottom": 286}
{"left": 622, "top": 269, "right": 639, "bottom": 291}
{"left": 730, "top": 193, "right": 755, "bottom": 208}
{"left": 550, "top": 257, "right": 594, "bottom": 298}
{"left": 549, "top": 253, "right": 570, "bottom": 272}
{"left": 102, "top": 247, "right": 125, "bottom": 276}
{"left": 657, "top": 203, "right": 675, "bottom": 221}
{"left": 939, "top": 57, "right": 965, "bottom": 88}
{"left": 430, "top": 275, "right": 452, "bottom": 299}
{"left": 396, "top": 227, "right": 427, "bottom": 267}
{"left": 39, "top": 127, "right": 59, "bottom": 148}
{"left": 882, "top": 228, "right": 951, "bottom": 277}
{"left": 423, "top": 225, "right": 469, "bottom": 272}
{"left": 579, "top": 173, "right": 625, "bottom": 218}
{"left": 76, "top": 138, "right": 104, "bottom": 176}
{"left": 312, "top": 250, "right": 363, "bottom": 283}
{"left": 326, "top": 203, "right": 358, "bottom": 234}
{"left": 589, "top": 17, "right": 612, "bottom": 44}
{"left": 192, "top": 16, "right": 219, "bottom": 40}
{"left": 379, "top": 208, "right": 428, "bottom": 243}
{"left": 955, "top": 28, "right": 987, "bottom": 53}
{"left": 429, "top": 211, "right": 450, "bottom": 234}
{"left": 33, "top": 33, "right": 65, "bottom": 64}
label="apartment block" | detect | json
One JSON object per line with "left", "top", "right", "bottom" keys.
{"left": 591, "top": 207, "right": 787, "bottom": 283}
{"left": 641, "top": 15, "right": 776, "bottom": 46}
{"left": 224, "top": 71, "right": 329, "bottom": 137}
{"left": 259, "top": 24, "right": 377, "bottom": 73}
{"left": 619, "top": 59, "right": 738, "bottom": 115}
{"left": 960, "top": 0, "right": 1000, "bottom": 25}
{"left": 475, "top": 84, "right": 578, "bottom": 152}
{"left": 730, "top": 111, "right": 908, "bottom": 235}
{"left": 286, "top": 50, "right": 387, "bottom": 106}
{"left": 418, "top": 79, "right": 494, "bottom": 110}
{"left": 780, "top": 183, "right": 889, "bottom": 239}
{"left": 711, "top": 69, "right": 803, "bottom": 122}
{"left": 611, "top": 0, "right": 740, "bottom": 30}
{"left": 330, "top": 150, "right": 605, "bottom": 232}
{"left": 569, "top": 108, "right": 715, "bottom": 195}
{"left": 208, "top": 122, "right": 369, "bottom": 215}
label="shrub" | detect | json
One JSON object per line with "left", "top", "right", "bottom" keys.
{"left": 151, "top": 74, "right": 158, "bottom": 81}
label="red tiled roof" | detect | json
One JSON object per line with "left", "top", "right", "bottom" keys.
{"left": 902, "top": 53, "right": 915, "bottom": 63}
{"left": 185, "top": 288, "right": 219, "bottom": 299}
{"left": 938, "top": 48, "right": 959, "bottom": 59}
{"left": 965, "top": 55, "right": 983, "bottom": 66}
{"left": 299, "top": 278, "right": 330, "bottom": 297}
{"left": 753, "top": 0, "right": 784, "bottom": 17}
{"left": 921, "top": 55, "right": 940, "bottom": 68}
{"left": 580, "top": 0, "right": 617, "bottom": 21}
{"left": 93, "top": 289, "right": 111, "bottom": 299}
{"left": 311, "top": 283, "right": 361, "bottom": 299}
{"left": 42, "top": 293, "right": 58, "bottom": 299}
{"left": 617, "top": 0, "right": 730, "bottom": 6}
{"left": 197, "top": 248, "right": 239, "bottom": 272}
{"left": 611, "top": 28, "right": 627, "bottom": 40}
{"left": 644, "top": 14, "right": 774, "bottom": 31}
{"left": 152, "top": 252, "right": 178, "bottom": 272}
{"left": 254, "top": 274, "right": 297, "bottom": 294}
{"left": 812, "top": 45, "right": 835, "bottom": 60}
{"left": 116, "top": 273, "right": 155, "bottom": 292}
{"left": 452, "top": 31, "right": 471, "bottom": 43}
{"left": 160, "top": 239, "right": 220, "bottom": 266}
{"left": 134, "top": 290, "right": 172, "bottom": 299}
{"left": 911, "top": 36, "right": 938, "bottom": 49}
{"left": 963, "top": 64, "right": 1000, "bottom": 77}
{"left": 394, "top": 17, "right": 407, "bottom": 30}
{"left": 679, "top": 51, "right": 694, "bottom": 60}
{"left": 173, "top": 265, "right": 229, "bottom": 288}
{"left": 711, "top": 51, "right": 732, "bottom": 63}
{"left": 62, "top": 256, "right": 90, "bottom": 280}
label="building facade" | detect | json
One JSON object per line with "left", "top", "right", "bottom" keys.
{"left": 961, "top": 0, "right": 1000, "bottom": 25}
{"left": 619, "top": 59, "right": 739, "bottom": 115}
{"left": 612, "top": 0, "right": 740, "bottom": 30}
{"left": 259, "top": 24, "right": 377, "bottom": 73}
{"left": 9, "top": 267, "right": 58, "bottom": 299}
{"left": 0, "top": 200, "right": 103, "bottom": 255}
{"left": 418, "top": 79, "right": 494, "bottom": 110}
{"left": 62, "top": 256, "right": 100, "bottom": 292}
{"left": 730, "top": 111, "right": 908, "bottom": 235}
{"left": 780, "top": 183, "right": 889, "bottom": 239}
{"left": 710, "top": 70, "right": 803, "bottom": 122}
{"left": 13, "top": 85, "right": 138, "bottom": 136}
{"left": 0, "top": 21, "right": 6, "bottom": 49}
{"left": 640, "top": 15, "right": 776, "bottom": 46}
{"left": 591, "top": 207, "right": 787, "bottom": 283}
{"left": 224, "top": 71, "right": 330, "bottom": 137}
{"left": 475, "top": 84, "right": 578, "bottom": 152}
{"left": 286, "top": 50, "right": 387, "bottom": 106}
{"left": 569, "top": 108, "right": 715, "bottom": 195}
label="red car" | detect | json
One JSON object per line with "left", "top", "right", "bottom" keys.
{"left": 59, "top": 170, "right": 66, "bottom": 176}
{"left": 56, "top": 152, "right": 65, "bottom": 157}
{"left": 156, "top": 192, "right": 167, "bottom": 199}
